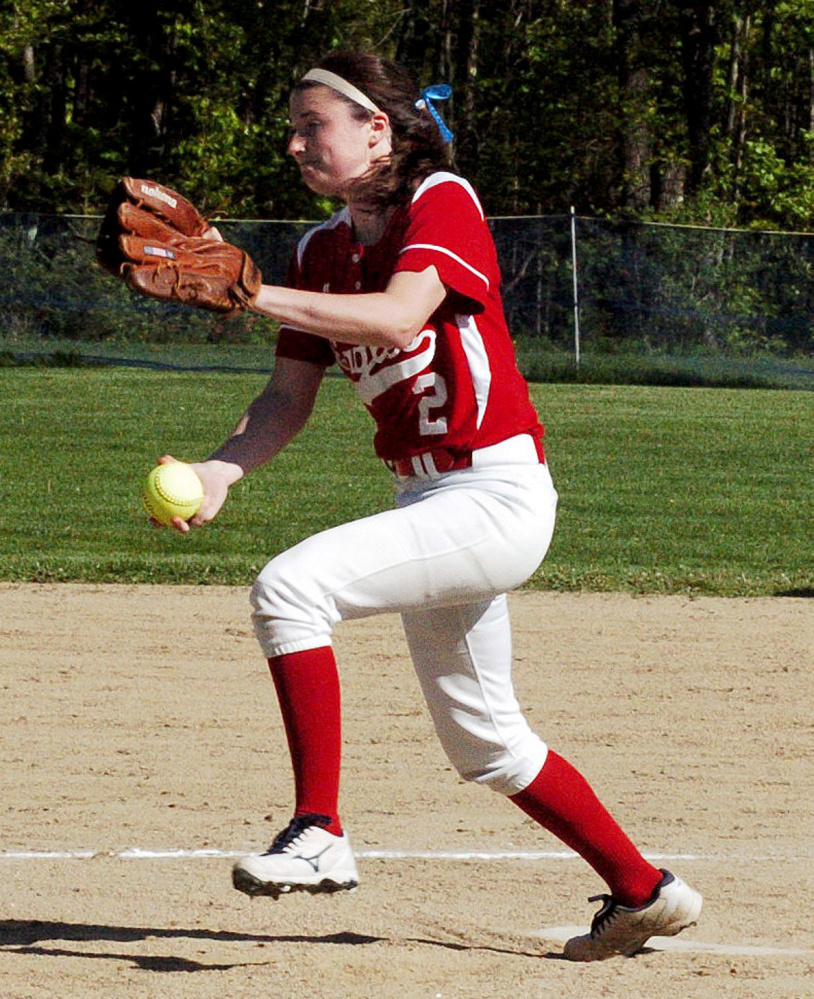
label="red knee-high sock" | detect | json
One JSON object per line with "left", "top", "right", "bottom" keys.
{"left": 510, "top": 750, "right": 662, "bottom": 907}
{"left": 268, "top": 648, "right": 343, "bottom": 836}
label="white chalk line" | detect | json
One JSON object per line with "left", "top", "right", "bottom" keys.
{"left": 1, "top": 848, "right": 810, "bottom": 960}
{"left": 0, "top": 847, "right": 809, "bottom": 862}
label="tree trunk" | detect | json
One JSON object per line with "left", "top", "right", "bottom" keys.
{"left": 677, "top": 1, "right": 718, "bottom": 196}
{"left": 395, "top": 0, "right": 435, "bottom": 74}
{"left": 452, "top": 0, "right": 481, "bottom": 163}
{"left": 724, "top": 12, "right": 751, "bottom": 198}
{"left": 809, "top": 47, "right": 814, "bottom": 148}
{"left": 43, "top": 41, "right": 67, "bottom": 176}
{"left": 613, "top": 0, "right": 652, "bottom": 211}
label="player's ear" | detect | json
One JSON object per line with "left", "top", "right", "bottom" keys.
{"left": 368, "top": 111, "right": 391, "bottom": 150}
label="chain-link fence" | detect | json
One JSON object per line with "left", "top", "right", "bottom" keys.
{"left": 492, "top": 213, "right": 814, "bottom": 356}
{"left": 2, "top": 211, "right": 813, "bottom": 383}
{"left": 0, "top": 214, "right": 314, "bottom": 354}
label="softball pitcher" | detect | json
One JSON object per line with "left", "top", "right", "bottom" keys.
{"left": 158, "top": 51, "right": 702, "bottom": 960}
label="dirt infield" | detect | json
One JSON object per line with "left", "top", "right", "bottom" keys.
{"left": 1, "top": 583, "right": 812, "bottom": 998}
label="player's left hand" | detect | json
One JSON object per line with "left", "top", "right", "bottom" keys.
{"left": 118, "top": 235, "right": 262, "bottom": 313}
{"left": 97, "top": 177, "right": 260, "bottom": 313}
{"left": 97, "top": 177, "right": 213, "bottom": 275}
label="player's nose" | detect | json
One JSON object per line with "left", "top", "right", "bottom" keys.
{"left": 288, "top": 132, "right": 306, "bottom": 157}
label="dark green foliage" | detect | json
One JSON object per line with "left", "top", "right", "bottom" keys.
{"left": 4, "top": 2, "right": 814, "bottom": 227}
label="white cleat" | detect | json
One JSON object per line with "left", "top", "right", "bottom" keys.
{"left": 563, "top": 870, "right": 703, "bottom": 961}
{"left": 232, "top": 814, "right": 359, "bottom": 900}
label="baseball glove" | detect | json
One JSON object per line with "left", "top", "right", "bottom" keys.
{"left": 97, "top": 177, "right": 211, "bottom": 275}
{"left": 118, "top": 235, "right": 262, "bottom": 313}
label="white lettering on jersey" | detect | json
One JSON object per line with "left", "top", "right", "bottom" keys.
{"left": 414, "top": 372, "right": 448, "bottom": 435}
{"left": 337, "top": 329, "right": 437, "bottom": 405}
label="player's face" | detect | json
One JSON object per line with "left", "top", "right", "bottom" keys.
{"left": 288, "top": 87, "right": 390, "bottom": 199}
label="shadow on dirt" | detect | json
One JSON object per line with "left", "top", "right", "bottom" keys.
{"left": 0, "top": 920, "right": 383, "bottom": 972}
{"left": 0, "top": 918, "right": 549, "bottom": 970}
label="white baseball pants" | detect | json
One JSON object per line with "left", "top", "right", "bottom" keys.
{"left": 250, "top": 437, "right": 558, "bottom": 796}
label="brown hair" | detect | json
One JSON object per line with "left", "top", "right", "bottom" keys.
{"left": 294, "top": 51, "right": 453, "bottom": 209}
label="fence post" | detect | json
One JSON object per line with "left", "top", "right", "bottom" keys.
{"left": 570, "top": 205, "right": 581, "bottom": 369}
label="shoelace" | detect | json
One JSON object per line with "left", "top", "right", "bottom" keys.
{"left": 587, "top": 874, "right": 668, "bottom": 937}
{"left": 587, "top": 894, "right": 622, "bottom": 937}
{"left": 265, "top": 813, "right": 331, "bottom": 855}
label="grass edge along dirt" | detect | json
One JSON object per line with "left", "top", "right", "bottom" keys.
{"left": 0, "top": 368, "right": 810, "bottom": 596}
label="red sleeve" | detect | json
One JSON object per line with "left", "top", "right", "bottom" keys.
{"left": 274, "top": 240, "right": 335, "bottom": 367}
{"left": 275, "top": 327, "right": 335, "bottom": 366}
{"left": 394, "top": 175, "right": 494, "bottom": 312}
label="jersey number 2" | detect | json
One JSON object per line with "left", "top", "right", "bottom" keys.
{"left": 414, "top": 373, "right": 448, "bottom": 436}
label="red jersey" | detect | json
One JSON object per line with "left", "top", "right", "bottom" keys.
{"left": 276, "top": 172, "right": 544, "bottom": 463}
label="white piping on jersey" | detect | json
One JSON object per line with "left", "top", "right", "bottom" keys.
{"left": 456, "top": 314, "right": 492, "bottom": 429}
{"left": 402, "top": 173, "right": 490, "bottom": 290}
{"left": 412, "top": 172, "right": 486, "bottom": 221}
{"left": 295, "top": 207, "right": 352, "bottom": 268}
{"left": 351, "top": 329, "right": 437, "bottom": 405}
{"left": 398, "top": 242, "right": 490, "bottom": 291}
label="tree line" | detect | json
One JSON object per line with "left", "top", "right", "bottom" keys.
{"left": 2, "top": 1, "right": 814, "bottom": 228}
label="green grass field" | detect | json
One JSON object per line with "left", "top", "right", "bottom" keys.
{"left": 1, "top": 367, "right": 811, "bottom": 596}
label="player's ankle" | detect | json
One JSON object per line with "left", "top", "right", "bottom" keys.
{"left": 610, "top": 866, "right": 664, "bottom": 908}
{"left": 294, "top": 808, "right": 343, "bottom": 837}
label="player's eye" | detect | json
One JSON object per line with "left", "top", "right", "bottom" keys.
{"left": 289, "top": 124, "right": 313, "bottom": 144}
{"left": 297, "top": 116, "right": 324, "bottom": 134}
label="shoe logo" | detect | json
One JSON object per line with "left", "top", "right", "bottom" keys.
{"left": 293, "top": 844, "right": 332, "bottom": 873}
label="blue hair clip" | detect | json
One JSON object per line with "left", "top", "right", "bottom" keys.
{"left": 415, "top": 84, "right": 454, "bottom": 143}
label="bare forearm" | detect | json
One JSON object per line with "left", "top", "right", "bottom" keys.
{"left": 205, "top": 358, "right": 323, "bottom": 478}
{"left": 252, "top": 267, "right": 446, "bottom": 349}
{"left": 253, "top": 285, "right": 411, "bottom": 347}
{"left": 207, "top": 401, "right": 303, "bottom": 477}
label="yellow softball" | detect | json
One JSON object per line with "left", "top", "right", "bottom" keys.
{"left": 142, "top": 461, "right": 204, "bottom": 526}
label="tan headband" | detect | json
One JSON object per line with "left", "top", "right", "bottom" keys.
{"left": 300, "top": 68, "right": 381, "bottom": 114}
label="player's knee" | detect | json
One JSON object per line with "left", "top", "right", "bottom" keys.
{"left": 250, "top": 558, "right": 337, "bottom": 658}
{"left": 441, "top": 738, "right": 548, "bottom": 797}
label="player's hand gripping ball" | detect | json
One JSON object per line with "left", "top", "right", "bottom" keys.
{"left": 142, "top": 462, "right": 204, "bottom": 526}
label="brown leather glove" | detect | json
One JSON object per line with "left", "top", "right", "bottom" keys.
{"left": 118, "top": 235, "right": 262, "bottom": 313}
{"left": 97, "top": 177, "right": 212, "bottom": 275}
